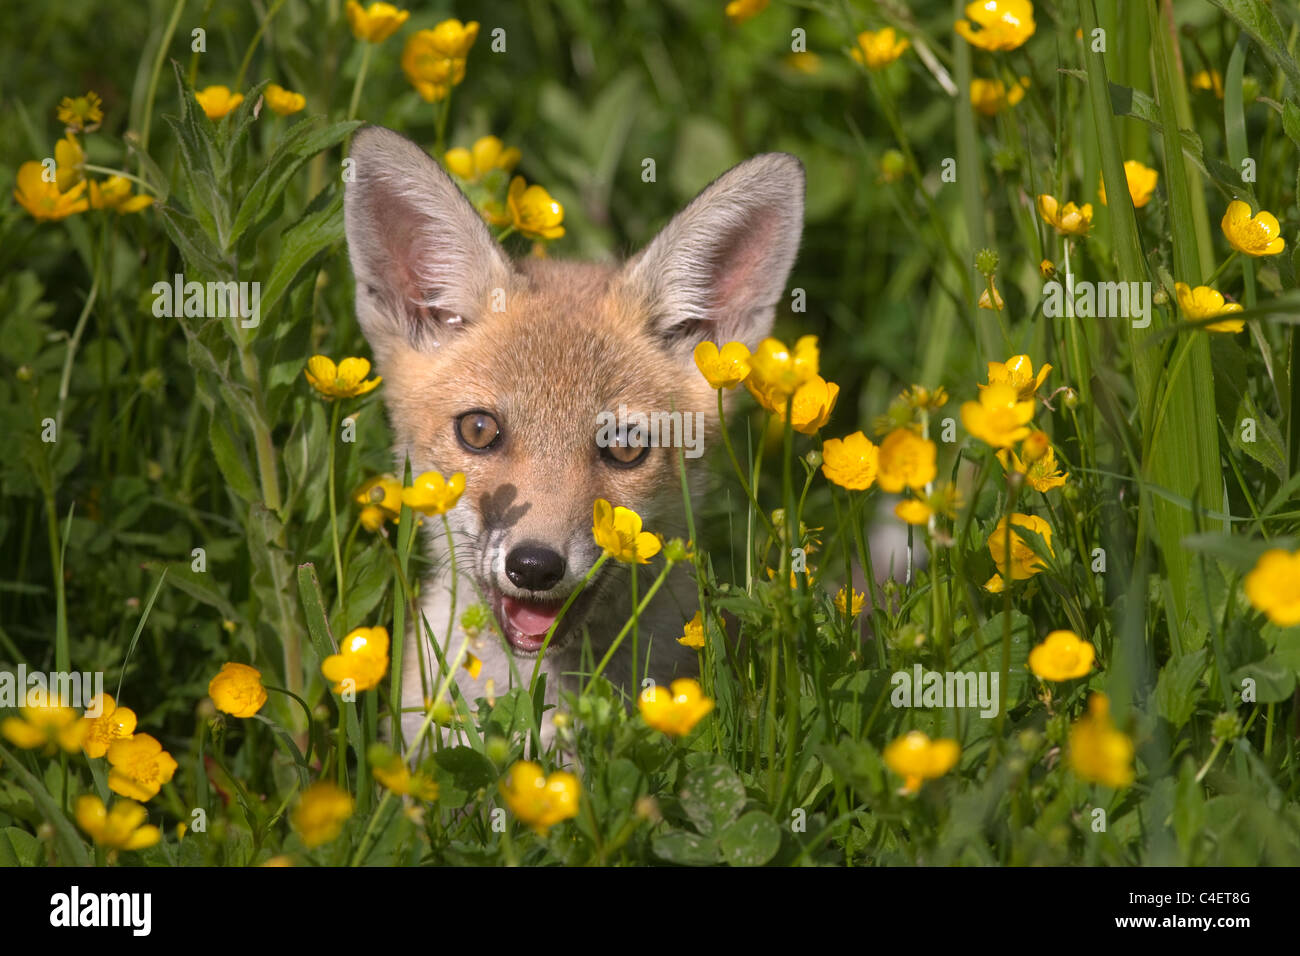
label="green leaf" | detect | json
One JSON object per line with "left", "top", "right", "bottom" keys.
{"left": 228, "top": 119, "right": 360, "bottom": 250}
{"left": 1209, "top": 0, "right": 1300, "bottom": 94}
{"left": 0, "top": 826, "right": 40, "bottom": 866}
{"left": 651, "top": 828, "right": 719, "bottom": 866}
{"left": 157, "top": 559, "right": 240, "bottom": 623}
{"left": 209, "top": 414, "right": 260, "bottom": 503}
{"left": 0, "top": 742, "right": 90, "bottom": 866}
{"left": 1231, "top": 655, "right": 1296, "bottom": 703}
{"left": 1154, "top": 649, "right": 1207, "bottom": 731}
{"left": 297, "top": 562, "right": 337, "bottom": 660}
{"left": 678, "top": 762, "right": 746, "bottom": 836}
{"left": 719, "top": 811, "right": 782, "bottom": 866}
{"left": 258, "top": 188, "right": 345, "bottom": 321}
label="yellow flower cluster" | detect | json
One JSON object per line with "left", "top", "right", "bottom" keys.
{"left": 14, "top": 93, "right": 152, "bottom": 222}
{"left": 402, "top": 19, "right": 478, "bottom": 103}
{"left": 499, "top": 760, "right": 580, "bottom": 834}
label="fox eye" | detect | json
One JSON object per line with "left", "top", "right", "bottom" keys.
{"left": 456, "top": 411, "right": 501, "bottom": 451}
{"left": 601, "top": 434, "right": 650, "bottom": 468}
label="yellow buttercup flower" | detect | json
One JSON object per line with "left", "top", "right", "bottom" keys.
{"left": 754, "top": 374, "right": 838, "bottom": 434}
{"left": 1099, "top": 160, "right": 1158, "bottom": 209}
{"left": 850, "top": 28, "right": 910, "bottom": 69}
{"left": 725, "top": 0, "right": 768, "bottom": 25}
{"left": 293, "top": 781, "right": 355, "bottom": 848}
{"left": 678, "top": 610, "right": 706, "bottom": 649}
{"left": 499, "top": 760, "right": 580, "bottom": 834}
{"left": 1037, "top": 193, "right": 1093, "bottom": 237}
{"left": 1191, "top": 69, "right": 1224, "bottom": 98}
{"left": 89, "top": 176, "right": 153, "bottom": 214}
{"left": 955, "top": 0, "right": 1036, "bottom": 52}
{"left": 355, "top": 474, "right": 403, "bottom": 530}
{"left": 208, "top": 662, "right": 268, "bottom": 718}
{"left": 371, "top": 748, "right": 439, "bottom": 800}
{"left": 79, "top": 694, "right": 137, "bottom": 759}
{"left": 195, "top": 85, "right": 244, "bottom": 120}
{"left": 784, "top": 51, "right": 822, "bottom": 74}
{"left": 506, "top": 176, "right": 565, "bottom": 240}
{"left": 693, "top": 341, "right": 752, "bottom": 389}
{"left": 1174, "top": 282, "right": 1244, "bottom": 334}
{"left": 638, "top": 678, "right": 714, "bottom": 737}
{"left": 443, "top": 135, "right": 521, "bottom": 183}
{"left": 984, "top": 513, "right": 1053, "bottom": 592}
{"left": 821, "top": 431, "right": 879, "bottom": 491}
{"left": 401, "top": 20, "right": 479, "bottom": 102}
{"left": 1221, "top": 200, "right": 1285, "bottom": 257}
{"left": 894, "top": 498, "right": 933, "bottom": 525}
{"left": 322, "top": 626, "right": 390, "bottom": 694}
{"left": 592, "top": 498, "right": 661, "bottom": 564}
{"left": 963, "top": 383, "right": 1035, "bottom": 449}
{"left": 304, "top": 355, "right": 382, "bottom": 399}
{"left": 107, "top": 733, "right": 178, "bottom": 801}
{"left": 1039, "top": 259, "right": 1056, "bottom": 279}
{"left": 1, "top": 701, "right": 87, "bottom": 753}
{"left": 834, "top": 587, "right": 865, "bottom": 618}
{"left": 747, "top": 335, "right": 819, "bottom": 404}
{"left": 345, "top": 1, "right": 410, "bottom": 43}
{"left": 981, "top": 354, "right": 1051, "bottom": 401}
{"left": 54, "top": 133, "right": 85, "bottom": 192}
{"left": 1244, "top": 548, "right": 1300, "bottom": 627}
{"left": 13, "top": 160, "right": 88, "bottom": 221}
{"left": 264, "top": 83, "right": 306, "bottom": 116}
{"left": 75, "top": 796, "right": 161, "bottom": 851}
{"left": 997, "top": 442, "right": 1068, "bottom": 492}
{"left": 57, "top": 91, "right": 103, "bottom": 132}
{"left": 899, "top": 385, "right": 948, "bottom": 411}
{"left": 1029, "top": 630, "right": 1095, "bottom": 681}
{"left": 970, "top": 76, "right": 1028, "bottom": 116}
{"left": 883, "top": 730, "right": 960, "bottom": 794}
{"left": 402, "top": 470, "right": 466, "bottom": 516}
{"left": 1068, "top": 693, "right": 1134, "bottom": 788}
{"left": 1020, "top": 428, "right": 1049, "bottom": 462}
{"left": 876, "top": 428, "right": 937, "bottom": 493}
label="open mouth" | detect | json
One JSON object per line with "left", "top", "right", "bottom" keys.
{"left": 493, "top": 591, "right": 569, "bottom": 654}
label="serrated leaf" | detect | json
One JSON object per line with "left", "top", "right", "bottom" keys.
{"left": 228, "top": 119, "right": 359, "bottom": 248}
{"left": 209, "top": 415, "right": 260, "bottom": 503}
{"left": 1154, "top": 648, "right": 1207, "bottom": 731}
{"left": 258, "top": 189, "right": 345, "bottom": 321}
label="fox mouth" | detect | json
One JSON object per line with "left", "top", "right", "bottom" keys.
{"left": 490, "top": 588, "right": 589, "bottom": 655}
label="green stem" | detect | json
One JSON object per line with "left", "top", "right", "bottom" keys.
{"left": 139, "top": 0, "right": 186, "bottom": 155}
{"left": 585, "top": 560, "right": 675, "bottom": 689}
{"left": 329, "top": 401, "right": 347, "bottom": 621}
{"left": 346, "top": 43, "right": 373, "bottom": 123}
{"left": 233, "top": 0, "right": 289, "bottom": 92}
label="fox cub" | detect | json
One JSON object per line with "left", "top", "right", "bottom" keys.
{"left": 343, "top": 126, "right": 805, "bottom": 745}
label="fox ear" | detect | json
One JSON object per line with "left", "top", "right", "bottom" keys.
{"left": 621, "top": 152, "right": 805, "bottom": 350}
{"left": 344, "top": 126, "right": 510, "bottom": 357}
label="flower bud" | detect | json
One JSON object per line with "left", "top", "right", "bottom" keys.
{"left": 1152, "top": 286, "right": 1169, "bottom": 306}
{"left": 878, "top": 149, "right": 906, "bottom": 184}
{"left": 1039, "top": 259, "right": 1056, "bottom": 280}
{"left": 1061, "top": 387, "right": 1079, "bottom": 410}
{"left": 975, "top": 248, "right": 999, "bottom": 277}
{"left": 16, "top": 365, "right": 33, "bottom": 383}
{"left": 804, "top": 448, "right": 823, "bottom": 469}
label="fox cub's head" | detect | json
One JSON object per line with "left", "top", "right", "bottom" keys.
{"left": 344, "top": 126, "right": 803, "bottom": 654}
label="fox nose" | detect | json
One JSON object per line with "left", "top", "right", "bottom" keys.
{"left": 505, "top": 544, "right": 566, "bottom": 591}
